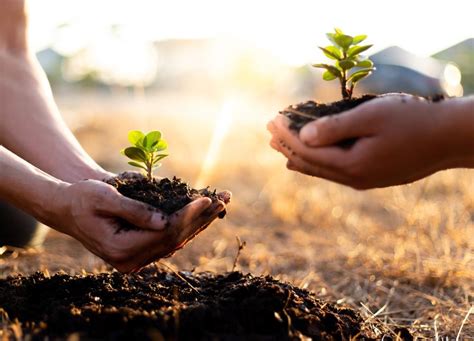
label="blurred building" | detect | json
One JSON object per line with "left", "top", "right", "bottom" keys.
{"left": 360, "top": 46, "right": 463, "bottom": 97}
{"left": 432, "top": 38, "right": 474, "bottom": 95}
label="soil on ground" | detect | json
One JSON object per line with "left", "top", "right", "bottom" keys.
{"left": 0, "top": 269, "right": 412, "bottom": 340}
{"left": 105, "top": 176, "right": 226, "bottom": 231}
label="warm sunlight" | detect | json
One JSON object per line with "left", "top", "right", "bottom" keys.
{"left": 194, "top": 99, "right": 235, "bottom": 189}
{"left": 28, "top": 0, "right": 474, "bottom": 82}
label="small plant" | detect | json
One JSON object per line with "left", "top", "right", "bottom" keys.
{"left": 121, "top": 130, "right": 168, "bottom": 180}
{"left": 313, "top": 28, "right": 375, "bottom": 100}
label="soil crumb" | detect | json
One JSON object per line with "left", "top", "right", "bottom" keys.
{"left": 280, "top": 95, "right": 377, "bottom": 132}
{"left": 0, "top": 269, "right": 412, "bottom": 340}
{"left": 105, "top": 176, "right": 226, "bottom": 231}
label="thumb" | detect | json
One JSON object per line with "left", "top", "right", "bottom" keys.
{"left": 106, "top": 195, "right": 169, "bottom": 231}
{"left": 299, "top": 106, "right": 374, "bottom": 147}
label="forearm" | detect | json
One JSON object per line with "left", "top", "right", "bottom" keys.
{"left": 0, "top": 145, "right": 69, "bottom": 233}
{"left": 0, "top": 2, "right": 109, "bottom": 183}
{"left": 0, "top": 52, "right": 110, "bottom": 182}
{"left": 438, "top": 96, "right": 474, "bottom": 168}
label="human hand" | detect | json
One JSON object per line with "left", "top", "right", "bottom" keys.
{"left": 49, "top": 179, "right": 230, "bottom": 272}
{"left": 268, "top": 93, "right": 469, "bottom": 189}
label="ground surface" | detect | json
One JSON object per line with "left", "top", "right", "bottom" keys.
{"left": 0, "top": 268, "right": 412, "bottom": 340}
{"left": 1, "top": 93, "right": 473, "bottom": 339}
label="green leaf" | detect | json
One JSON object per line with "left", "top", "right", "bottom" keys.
{"left": 122, "top": 146, "right": 148, "bottom": 162}
{"left": 334, "top": 34, "right": 353, "bottom": 50}
{"left": 357, "top": 59, "right": 374, "bottom": 68}
{"left": 128, "top": 161, "right": 147, "bottom": 171}
{"left": 337, "top": 60, "right": 356, "bottom": 70}
{"left": 151, "top": 139, "right": 168, "bottom": 152}
{"left": 312, "top": 63, "right": 330, "bottom": 69}
{"left": 326, "top": 33, "right": 337, "bottom": 45}
{"left": 319, "top": 46, "right": 342, "bottom": 60}
{"left": 143, "top": 131, "right": 162, "bottom": 150}
{"left": 347, "top": 44, "right": 373, "bottom": 58}
{"left": 352, "top": 35, "right": 367, "bottom": 45}
{"left": 349, "top": 72, "right": 370, "bottom": 84}
{"left": 322, "top": 70, "right": 337, "bottom": 81}
{"left": 152, "top": 154, "right": 168, "bottom": 165}
{"left": 152, "top": 163, "right": 162, "bottom": 170}
{"left": 128, "top": 130, "right": 145, "bottom": 147}
{"left": 312, "top": 63, "right": 342, "bottom": 78}
{"left": 334, "top": 28, "right": 344, "bottom": 35}
{"left": 348, "top": 69, "right": 374, "bottom": 83}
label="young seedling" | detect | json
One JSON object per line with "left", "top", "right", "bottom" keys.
{"left": 121, "top": 130, "right": 168, "bottom": 181}
{"left": 313, "top": 28, "right": 375, "bottom": 100}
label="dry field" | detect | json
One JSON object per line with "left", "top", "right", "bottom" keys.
{"left": 1, "top": 91, "right": 473, "bottom": 339}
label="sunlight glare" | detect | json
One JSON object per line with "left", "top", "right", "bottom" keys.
{"left": 195, "top": 100, "right": 235, "bottom": 189}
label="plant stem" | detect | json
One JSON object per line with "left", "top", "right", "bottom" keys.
{"left": 147, "top": 154, "right": 153, "bottom": 181}
{"left": 341, "top": 50, "right": 350, "bottom": 100}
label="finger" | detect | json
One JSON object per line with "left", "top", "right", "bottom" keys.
{"left": 101, "top": 192, "right": 169, "bottom": 231}
{"left": 217, "top": 191, "right": 232, "bottom": 204}
{"left": 298, "top": 105, "right": 376, "bottom": 147}
{"left": 286, "top": 156, "right": 353, "bottom": 186}
{"left": 170, "top": 198, "right": 223, "bottom": 245}
{"left": 271, "top": 119, "right": 350, "bottom": 170}
{"left": 174, "top": 203, "right": 225, "bottom": 250}
{"left": 169, "top": 197, "right": 213, "bottom": 230}
{"left": 270, "top": 136, "right": 283, "bottom": 153}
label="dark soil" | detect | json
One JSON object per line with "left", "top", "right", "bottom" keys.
{"left": 280, "top": 95, "right": 377, "bottom": 148}
{"left": 280, "top": 95, "right": 377, "bottom": 133}
{"left": 105, "top": 176, "right": 226, "bottom": 231}
{"left": 280, "top": 94, "right": 445, "bottom": 148}
{"left": 0, "top": 269, "right": 412, "bottom": 340}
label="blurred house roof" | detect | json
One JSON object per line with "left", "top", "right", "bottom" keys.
{"left": 360, "top": 46, "right": 457, "bottom": 96}
{"left": 432, "top": 38, "right": 474, "bottom": 94}
{"left": 370, "top": 46, "right": 445, "bottom": 79}
{"left": 432, "top": 38, "right": 473, "bottom": 66}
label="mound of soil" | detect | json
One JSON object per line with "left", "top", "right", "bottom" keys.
{"left": 280, "top": 95, "right": 377, "bottom": 133}
{"left": 280, "top": 94, "right": 445, "bottom": 148}
{"left": 105, "top": 176, "right": 226, "bottom": 231}
{"left": 0, "top": 270, "right": 411, "bottom": 340}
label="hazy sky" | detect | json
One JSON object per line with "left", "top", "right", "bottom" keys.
{"left": 28, "top": 0, "right": 473, "bottom": 66}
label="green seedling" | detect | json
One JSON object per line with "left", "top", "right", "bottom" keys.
{"left": 313, "top": 28, "right": 375, "bottom": 100}
{"left": 121, "top": 130, "right": 168, "bottom": 180}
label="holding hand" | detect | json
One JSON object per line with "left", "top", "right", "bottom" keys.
{"left": 268, "top": 94, "right": 474, "bottom": 189}
{"left": 50, "top": 179, "right": 230, "bottom": 273}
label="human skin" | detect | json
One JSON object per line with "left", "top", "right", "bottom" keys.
{"left": 267, "top": 93, "right": 474, "bottom": 189}
{"left": 0, "top": 147, "right": 230, "bottom": 272}
{"left": 0, "top": 0, "right": 110, "bottom": 183}
{"left": 0, "top": 0, "right": 231, "bottom": 272}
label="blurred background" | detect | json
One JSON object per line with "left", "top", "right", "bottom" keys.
{"left": 2, "top": 0, "right": 473, "bottom": 338}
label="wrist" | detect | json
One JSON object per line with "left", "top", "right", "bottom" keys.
{"left": 438, "top": 96, "right": 474, "bottom": 168}
{"left": 37, "top": 180, "right": 71, "bottom": 233}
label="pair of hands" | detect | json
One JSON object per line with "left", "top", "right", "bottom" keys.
{"left": 51, "top": 172, "right": 230, "bottom": 273}
{"left": 268, "top": 94, "right": 466, "bottom": 189}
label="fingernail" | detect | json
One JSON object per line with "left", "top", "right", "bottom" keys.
{"left": 300, "top": 124, "right": 318, "bottom": 146}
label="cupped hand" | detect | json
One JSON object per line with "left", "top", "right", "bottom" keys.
{"left": 50, "top": 179, "right": 230, "bottom": 272}
{"left": 268, "top": 93, "right": 456, "bottom": 189}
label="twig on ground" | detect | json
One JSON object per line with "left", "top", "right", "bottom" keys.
{"left": 456, "top": 306, "right": 473, "bottom": 341}
{"left": 157, "top": 261, "right": 200, "bottom": 295}
{"left": 232, "top": 236, "right": 246, "bottom": 272}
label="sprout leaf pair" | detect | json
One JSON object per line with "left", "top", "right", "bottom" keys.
{"left": 313, "top": 28, "right": 375, "bottom": 100}
{"left": 121, "top": 130, "right": 168, "bottom": 180}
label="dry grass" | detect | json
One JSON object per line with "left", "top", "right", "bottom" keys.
{"left": 1, "top": 91, "right": 473, "bottom": 339}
